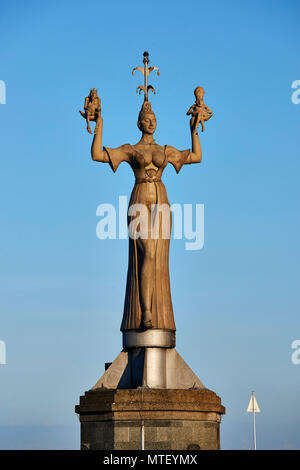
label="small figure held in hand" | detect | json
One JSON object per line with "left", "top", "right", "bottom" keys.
{"left": 186, "top": 86, "right": 213, "bottom": 133}
{"left": 79, "top": 88, "right": 101, "bottom": 134}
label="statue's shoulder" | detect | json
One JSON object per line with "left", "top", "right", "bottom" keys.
{"left": 154, "top": 143, "right": 165, "bottom": 151}
{"left": 119, "top": 143, "right": 135, "bottom": 153}
{"left": 106, "top": 143, "right": 135, "bottom": 157}
{"left": 164, "top": 144, "right": 176, "bottom": 155}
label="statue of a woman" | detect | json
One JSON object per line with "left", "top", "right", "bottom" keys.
{"left": 90, "top": 98, "right": 202, "bottom": 333}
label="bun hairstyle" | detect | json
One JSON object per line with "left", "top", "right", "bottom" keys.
{"left": 138, "top": 101, "right": 156, "bottom": 122}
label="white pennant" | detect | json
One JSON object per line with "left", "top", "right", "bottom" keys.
{"left": 247, "top": 393, "right": 260, "bottom": 413}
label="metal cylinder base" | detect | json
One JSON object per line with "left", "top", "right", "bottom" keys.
{"left": 122, "top": 329, "right": 176, "bottom": 349}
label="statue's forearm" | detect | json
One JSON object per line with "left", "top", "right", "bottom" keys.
{"left": 91, "top": 119, "right": 109, "bottom": 162}
{"left": 189, "top": 131, "right": 202, "bottom": 163}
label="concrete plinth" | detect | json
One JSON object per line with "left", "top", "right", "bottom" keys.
{"left": 75, "top": 388, "right": 225, "bottom": 450}
{"left": 91, "top": 348, "right": 205, "bottom": 390}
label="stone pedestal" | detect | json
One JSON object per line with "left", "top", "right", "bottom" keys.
{"left": 76, "top": 329, "right": 225, "bottom": 450}
{"left": 76, "top": 388, "right": 225, "bottom": 450}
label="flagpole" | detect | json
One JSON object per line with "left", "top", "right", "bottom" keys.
{"left": 253, "top": 408, "right": 256, "bottom": 450}
{"left": 252, "top": 391, "right": 256, "bottom": 450}
{"left": 247, "top": 390, "right": 260, "bottom": 450}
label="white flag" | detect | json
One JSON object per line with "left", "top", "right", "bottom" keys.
{"left": 247, "top": 393, "right": 260, "bottom": 413}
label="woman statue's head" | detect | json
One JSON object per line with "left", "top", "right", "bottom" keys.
{"left": 137, "top": 101, "right": 157, "bottom": 135}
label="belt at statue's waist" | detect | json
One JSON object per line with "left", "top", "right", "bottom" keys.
{"left": 135, "top": 178, "right": 161, "bottom": 184}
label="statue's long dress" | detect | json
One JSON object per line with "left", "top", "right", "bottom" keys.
{"left": 104, "top": 144, "right": 190, "bottom": 332}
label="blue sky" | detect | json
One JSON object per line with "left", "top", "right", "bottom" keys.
{"left": 0, "top": 0, "right": 299, "bottom": 449}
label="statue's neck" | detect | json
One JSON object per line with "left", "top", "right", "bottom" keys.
{"left": 139, "top": 134, "right": 156, "bottom": 145}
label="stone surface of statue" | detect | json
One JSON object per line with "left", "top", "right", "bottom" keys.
{"left": 87, "top": 54, "right": 203, "bottom": 332}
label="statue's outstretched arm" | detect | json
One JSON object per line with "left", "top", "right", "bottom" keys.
{"left": 186, "top": 117, "right": 202, "bottom": 164}
{"left": 91, "top": 114, "right": 109, "bottom": 163}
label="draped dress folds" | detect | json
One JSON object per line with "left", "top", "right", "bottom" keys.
{"left": 103, "top": 143, "right": 190, "bottom": 332}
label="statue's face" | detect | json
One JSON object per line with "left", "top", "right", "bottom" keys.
{"left": 195, "top": 89, "right": 204, "bottom": 101}
{"left": 139, "top": 113, "right": 157, "bottom": 134}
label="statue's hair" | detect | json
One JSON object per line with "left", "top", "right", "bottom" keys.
{"left": 138, "top": 101, "right": 156, "bottom": 122}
